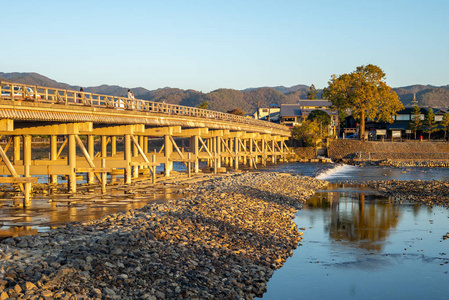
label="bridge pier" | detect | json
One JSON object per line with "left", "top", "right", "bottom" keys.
{"left": 164, "top": 134, "right": 173, "bottom": 177}
{"left": 23, "top": 135, "right": 32, "bottom": 207}
{"left": 50, "top": 135, "right": 58, "bottom": 184}
{"left": 124, "top": 134, "right": 132, "bottom": 184}
{"left": 68, "top": 134, "right": 77, "bottom": 193}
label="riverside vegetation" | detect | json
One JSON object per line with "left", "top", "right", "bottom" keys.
{"left": 0, "top": 172, "right": 327, "bottom": 299}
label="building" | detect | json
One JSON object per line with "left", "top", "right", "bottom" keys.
{"left": 247, "top": 106, "right": 280, "bottom": 121}
{"left": 279, "top": 104, "right": 302, "bottom": 127}
{"left": 365, "top": 107, "right": 448, "bottom": 140}
{"left": 280, "top": 100, "right": 339, "bottom": 136}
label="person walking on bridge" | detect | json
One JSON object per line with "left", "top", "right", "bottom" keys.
{"left": 127, "top": 89, "right": 135, "bottom": 109}
{"left": 127, "top": 89, "right": 134, "bottom": 99}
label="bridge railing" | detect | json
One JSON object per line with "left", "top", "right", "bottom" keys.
{"left": 0, "top": 81, "right": 288, "bottom": 131}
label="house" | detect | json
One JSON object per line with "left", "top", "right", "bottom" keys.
{"left": 248, "top": 106, "right": 280, "bottom": 120}
{"left": 365, "top": 107, "right": 447, "bottom": 139}
{"left": 280, "top": 100, "right": 339, "bottom": 136}
{"left": 280, "top": 104, "right": 302, "bottom": 127}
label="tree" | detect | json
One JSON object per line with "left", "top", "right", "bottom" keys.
{"left": 408, "top": 105, "right": 423, "bottom": 140}
{"left": 198, "top": 101, "right": 209, "bottom": 109}
{"left": 227, "top": 108, "right": 244, "bottom": 116}
{"left": 423, "top": 108, "right": 438, "bottom": 141}
{"left": 307, "top": 84, "right": 318, "bottom": 100}
{"left": 322, "top": 64, "right": 403, "bottom": 140}
{"left": 441, "top": 113, "right": 449, "bottom": 140}
{"left": 291, "top": 120, "right": 323, "bottom": 155}
{"left": 307, "top": 110, "right": 331, "bottom": 135}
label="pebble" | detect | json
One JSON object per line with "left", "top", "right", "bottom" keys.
{"left": 365, "top": 179, "right": 449, "bottom": 207}
{"left": 0, "top": 172, "right": 327, "bottom": 299}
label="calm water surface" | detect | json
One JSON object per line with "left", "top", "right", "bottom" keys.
{"left": 260, "top": 163, "right": 449, "bottom": 300}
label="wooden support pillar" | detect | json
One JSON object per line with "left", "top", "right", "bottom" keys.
{"left": 190, "top": 135, "right": 199, "bottom": 173}
{"left": 188, "top": 153, "right": 192, "bottom": 178}
{"left": 124, "top": 134, "right": 132, "bottom": 184}
{"left": 23, "top": 135, "right": 32, "bottom": 207}
{"left": 101, "top": 158, "right": 106, "bottom": 194}
{"left": 243, "top": 139, "right": 247, "bottom": 165}
{"left": 68, "top": 134, "right": 77, "bottom": 193}
{"left": 254, "top": 140, "right": 259, "bottom": 164}
{"left": 229, "top": 139, "right": 233, "bottom": 167}
{"left": 234, "top": 136, "right": 239, "bottom": 170}
{"left": 152, "top": 153, "right": 157, "bottom": 183}
{"left": 50, "top": 135, "right": 58, "bottom": 184}
{"left": 216, "top": 137, "right": 221, "bottom": 168}
{"left": 272, "top": 139, "right": 276, "bottom": 164}
{"left": 144, "top": 136, "right": 148, "bottom": 154}
{"left": 261, "top": 137, "right": 267, "bottom": 167}
{"left": 13, "top": 136, "right": 21, "bottom": 165}
{"left": 111, "top": 136, "right": 117, "bottom": 157}
{"left": 132, "top": 135, "right": 139, "bottom": 178}
{"left": 206, "top": 138, "right": 211, "bottom": 166}
{"left": 282, "top": 140, "right": 286, "bottom": 161}
{"left": 87, "top": 135, "right": 95, "bottom": 184}
{"left": 249, "top": 138, "right": 254, "bottom": 168}
{"left": 101, "top": 135, "right": 107, "bottom": 158}
{"left": 164, "top": 135, "right": 173, "bottom": 177}
{"left": 224, "top": 139, "right": 231, "bottom": 166}
{"left": 139, "top": 136, "right": 144, "bottom": 151}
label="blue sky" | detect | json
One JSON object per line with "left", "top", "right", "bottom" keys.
{"left": 1, "top": 0, "right": 448, "bottom": 92}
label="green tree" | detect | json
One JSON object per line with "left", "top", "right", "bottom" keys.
{"left": 307, "top": 110, "right": 331, "bottom": 135}
{"left": 322, "top": 64, "right": 403, "bottom": 140}
{"left": 198, "top": 101, "right": 209, "bottom": 109}
{"left": 408, "top": 105, "right": 423, "bottom": 140}
{"left": 423, "top": 108, "right": 438, "bottom": 141}
{"left": 307, "top": 84, "right": 318, "bottom": 100}
{"left": 292, "top": 120, "right": 323, "bottom": 155}
{"left": 441, "top": 113, "right": 449, "bottom": 140}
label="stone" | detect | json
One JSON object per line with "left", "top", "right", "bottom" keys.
{"left": 104, "top": 287, "right": 116, "bottom": 296}
{"left": 41, "top": 290, "right": 53, "bottom": 297}
{"left": 25, "top": 281, "right": 37, "bottom": 290}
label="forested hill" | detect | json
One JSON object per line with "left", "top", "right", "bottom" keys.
{"left": 393, "top": 85, "right": 449, "bottom": 107}
{"left": 1, "top": 72, "right": 448, "bottom": 113}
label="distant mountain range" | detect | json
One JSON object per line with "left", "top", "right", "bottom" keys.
{"left": 1, "top": 72, "right": 448, "bottom": 113}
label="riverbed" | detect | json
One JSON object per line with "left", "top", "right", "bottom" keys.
{"left": 2, "top": 162, "right": 449, "bottom": 299}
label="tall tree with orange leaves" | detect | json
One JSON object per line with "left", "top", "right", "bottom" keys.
{"left": 323, "top": 64, "right": 403, "bottom": 139}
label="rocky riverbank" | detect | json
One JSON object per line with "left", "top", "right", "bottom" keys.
{"left": 0, "top": 172, "right": 327, "bottom": 300}
{"left": 378, "top": 159, "right": 449, "bottom": 168}
{"left": 366, "top": 180, "right": 449, "bottom": 207}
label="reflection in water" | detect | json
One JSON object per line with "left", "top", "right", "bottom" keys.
{"left": 0, "top": 186, "right": 186, "bottom": 239}
{"left": 262, "top": 185, "right": 449, "bottom": 300}
{"left": 307, "top": 191, "right": 400, "bottom": 251}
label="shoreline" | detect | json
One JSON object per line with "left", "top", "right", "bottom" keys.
{"left": 0, "top": 172, "right": 327, "bottom": 299}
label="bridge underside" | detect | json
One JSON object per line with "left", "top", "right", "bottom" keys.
{"left": 0, "top": 102, "right": 291, "bottom": 207}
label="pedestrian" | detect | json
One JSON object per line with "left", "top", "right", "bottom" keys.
{"left": 420, "top": 135, "right": 423, "bottom": 142}
{"left": 127, "top": 89, "right": 134, "bottom": 99}
{"left": 77, "top": 87, "right": 83, "bottom": 103}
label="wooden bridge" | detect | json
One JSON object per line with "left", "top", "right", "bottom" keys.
{"left": 0, "top": 81, "right": 292, "bottom": 206}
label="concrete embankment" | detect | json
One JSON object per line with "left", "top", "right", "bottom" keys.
{"left": 0, "top": 172, "right": 327, "bottom": 299}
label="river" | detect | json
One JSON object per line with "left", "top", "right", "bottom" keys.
{"left": 260, "top": 163, "right": 449, "bottom": 299}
